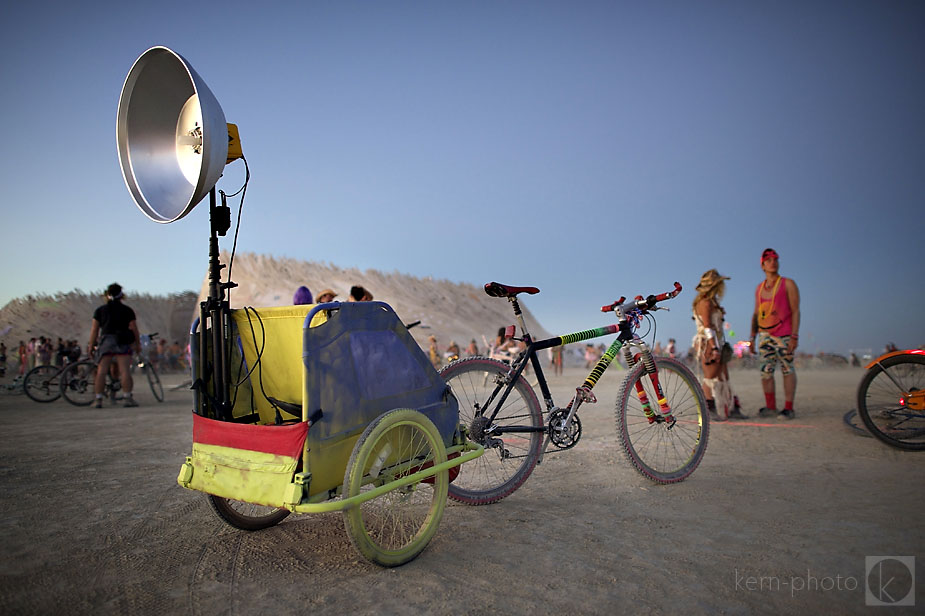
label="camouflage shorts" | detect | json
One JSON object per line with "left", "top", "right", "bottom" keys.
{"left": 757, "top": 333, "right": 794, "bottom": 377}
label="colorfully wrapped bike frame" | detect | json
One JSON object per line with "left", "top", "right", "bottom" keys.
{"left": 479, "top": 283, "right": 684, "bottom": 433}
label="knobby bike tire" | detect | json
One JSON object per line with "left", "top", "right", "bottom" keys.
{"left": 60, "top": 361, "right": 98, "bottom": 406}
{"left": 856, "top": 354, "right": 925, "bottom": 451}
{"left": 343, "top": 408, "right": 448, "bottom": 567}
{"left": 208, "top": 495, "right": 290, "bottom": 531}
{"left": 616, "top": 357, "right": 709, "bottom": 483}
{"left": 439, "top": 356, "right": 543, "bottom": 505}
{"left": 23, "top": 365, "right": 62, "bottom": 403}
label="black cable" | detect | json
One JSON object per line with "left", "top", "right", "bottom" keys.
{"left": 241, "top": 306, "right": 284, "bottom": 424}
{"left": 221, "top": 156, "right": 250, "bottom": 299}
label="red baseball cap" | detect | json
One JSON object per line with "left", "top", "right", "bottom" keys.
{"left": 761, "top": 248, "right": 779, "bottom": 263}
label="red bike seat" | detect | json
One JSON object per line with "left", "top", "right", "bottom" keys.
{"left": 484, "top": 282, "right": 541, "bottom": 298}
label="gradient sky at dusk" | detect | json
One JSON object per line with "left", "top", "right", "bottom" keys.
{"left": 1, "top": 1, "right": 922, "bottom": 355}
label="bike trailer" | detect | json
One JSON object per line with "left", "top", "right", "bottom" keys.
{"left": 180, "top": 301, "right": 469, "bottom": 507}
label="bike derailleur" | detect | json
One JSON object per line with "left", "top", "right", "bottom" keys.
{"left": 470, "top": 415, "right": 511, "bottom": 459}
{"left": 548, "top": 407, "right": 582, "bottom": 450}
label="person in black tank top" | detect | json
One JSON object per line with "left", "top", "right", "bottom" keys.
{"left": 87, "top": 283, "right": 142, "bottom": 408}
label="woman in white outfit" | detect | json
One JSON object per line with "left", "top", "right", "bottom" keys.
{"left": 692, "top": 269, "right": 746, "bottom": 420}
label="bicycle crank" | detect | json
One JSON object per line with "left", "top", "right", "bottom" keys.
{"left": 548, "top": 408, "right": 582, "bottom": 449}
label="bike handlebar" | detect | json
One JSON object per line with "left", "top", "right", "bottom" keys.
{"left": 601, "top": 282, "right": 683, "bottom": 314}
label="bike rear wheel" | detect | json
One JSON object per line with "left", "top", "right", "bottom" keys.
{"left": 60, "top": 361, "right": 98, "bottom": 406}
{"left": 856, "top": 354, "right": 925, "bottom": 451}
{"left": 439, "top": 357, "right": 543, "bottom": 505}
{"left": 145, "top": 364, "right": 164, "bottom": 402}
{"left": 616, "top": 357, "right": 709, "bottom": 483}
{"left": 23, "top": 365, "right": 62, "bottom": 403}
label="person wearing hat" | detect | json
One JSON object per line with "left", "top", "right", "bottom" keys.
{"left": 316, "top": 289, "right": 338, "bottom": 304}
{"left": 693, "top": 269, "right": 746, "bottom": 420}
{"left": 750, "top": 248, "right": 801, "bottom": 420}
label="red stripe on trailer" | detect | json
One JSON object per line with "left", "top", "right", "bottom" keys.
{"left": 192, "top": 413, "right": 308, "bottom": 458}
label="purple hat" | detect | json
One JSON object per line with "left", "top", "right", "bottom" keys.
{"left": 293, "top": 286, "right": 313, "bottom": 305}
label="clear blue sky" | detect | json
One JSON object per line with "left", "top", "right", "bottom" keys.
{"left": 1, "top": 1, "right": 922, "bottom": 356}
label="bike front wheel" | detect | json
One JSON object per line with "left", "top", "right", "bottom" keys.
{"left": 439, "top": 357, "right": 543, "bottom": 505}
{"left": 145, "top": 364, "right": 164, "bottom": 402}
{"left": 616, "top": 357, "right": 709, "bottom": 483}
{"left": 857, "top": 353, "right": 925, "bottom": 451}
{"left": 60, "top": 361, "right": 98, "bottom": 406}
{"left": 23, "top": 365, "right": 62, "bottom": 403}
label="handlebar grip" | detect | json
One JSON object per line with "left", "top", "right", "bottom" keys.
{"left": 602, "top": 282, "right": 682, "bottom": 313}
{"left": 653, "top": 282, "right": 682, "bottom": 302}
{"left": 601, "top": 296, "right": 626, "bottom": 312}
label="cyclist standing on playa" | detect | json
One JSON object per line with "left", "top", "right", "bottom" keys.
{"left": 87, "top": 283, "right": 142, "bottom": 408}
{"left": 750, "top": 248, "right": 801, "bottom": 419}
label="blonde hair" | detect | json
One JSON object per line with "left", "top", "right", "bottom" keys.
{"left": 692, "top": 280, "right": 724, "bottom": 312}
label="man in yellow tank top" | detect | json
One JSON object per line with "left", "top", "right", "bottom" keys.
{"left": 750, "top": 248, "right": 801, "bottom": 419}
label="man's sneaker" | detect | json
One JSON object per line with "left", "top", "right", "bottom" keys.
{"left": 94, "top": 398, "right": 103, "bottom": 409}
{"left": 758, "top": 407, "right": 776, "bottom": 417}
{"left": 778, "top": 409, "right": 795, "bottom": 420}
{"left": 728, "top": 408, "right": 748, "bottom": 419}
{"left": 123, "top": 397, "right": 139, "bottom": 408}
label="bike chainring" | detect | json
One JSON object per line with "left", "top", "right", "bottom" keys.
{"left": 548, "top": 408, "right": 581, "bottom": 449}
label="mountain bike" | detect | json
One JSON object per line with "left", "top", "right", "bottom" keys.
{"left": 137, "top": 332, "right": 165, "bottom": 402}
{"left": 440, "top": 281, "right": 708, "bottom": 505}
{"left": 60, "top": 338, "right": 164, "bottom": 406}
{"left": 23, "top": 364, "right": 67, "bottom": 403}
{"left": 59, "top": 358, "right": 122, "bottom": 406}
{"left": 856, "top": 349, "right": 925, "bottom": 451}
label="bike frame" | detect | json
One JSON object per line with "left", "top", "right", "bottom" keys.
{"left": 480, "top": 295, "right": 672, "bottom": 437}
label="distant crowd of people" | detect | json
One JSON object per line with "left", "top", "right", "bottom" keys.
{"left": 0, "top": 337, "right": 83, "bottom": 377}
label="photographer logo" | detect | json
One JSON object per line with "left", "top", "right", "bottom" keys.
{"left": 865, "top": 556, "right": 914, "bottom": 607}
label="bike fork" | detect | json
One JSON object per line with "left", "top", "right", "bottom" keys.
{"left": 624, "top": 346, "right": 674, "bottom": 425}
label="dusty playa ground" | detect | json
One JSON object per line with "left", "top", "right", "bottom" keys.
{"left": 0, "top": 366, "right": 922, "bottom": 615}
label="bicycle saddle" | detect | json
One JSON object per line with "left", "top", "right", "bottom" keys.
{"left": 484, "top": 282, "right": 540, "bottom": 298}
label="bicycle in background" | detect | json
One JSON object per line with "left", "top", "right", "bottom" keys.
{"left": 440, "top": 281, "right": 708, "bottom": 505}
{"left": 59, "top": 333, "right": 164, "bottom": 406}
{"left": 0, "top": 375, "right": 24, "bottom": 396}
{"left": 856, "top": 349, "right": 925, "bottom": 450}
{"left": 23, "top": 364, "right": 68, "bottom": 403}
